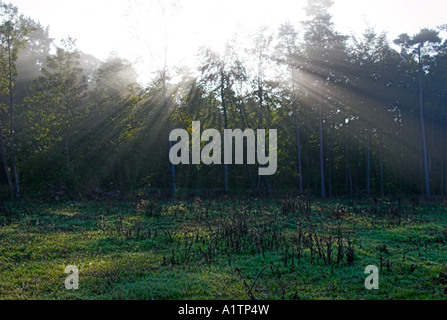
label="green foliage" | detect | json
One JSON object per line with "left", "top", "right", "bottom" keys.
{"left": 21, "top": 150, "right": 80, "bottom": 195}
{"left": 0, "top": 198, "right": 446, "bottom": 299}
{"left": 0, "top": 1, "right": 446, "bottom": 198}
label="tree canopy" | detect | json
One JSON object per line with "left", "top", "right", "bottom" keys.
{"left": 0, "top": 1, "right": 447, "bottom": 200}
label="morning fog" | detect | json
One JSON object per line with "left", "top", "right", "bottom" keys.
{"left": 169, "top": 121, "right": 277, "bottom": 176}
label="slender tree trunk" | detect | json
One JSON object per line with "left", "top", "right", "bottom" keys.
{"left": 365, "top": 127, "right": 371, "bottom": 196}
{"left": 258, "top": 80, "right": 268, "bottom": 195}
{"left": 65, "top": 125, "right": 70, "bottom": 167}
{"left": 441, "top": 158, "right": 444, "bottom": 197}
{"left": 379, "top": 130, "right": 384, "bottom": 197}
{"left": 420, "top": 142, "right": 424, "bottom": 195}
{"left": 221, "top": 73, "right": 229, "bottom": 194}
{"left": 345, "top": 138, "right": 353, "bottom": 197}
{"left": 349, "top": 167, "right": 353, "bottom": 197}
{"left": 319, "top": 101, "right": 325, "bottom": 199}
{"left": 401, "top": 145, "right": 404, "bottom": 193}
{"left": 295, "top": 115, "right": 303, "bottom": 193}
{"left": 419, "top": 70, "right": 431, "bottom": 197}
{"left": 9, "top": 92, "right": 19, "bottom": 199}
{"left": 328, "top": 124, "right": 333, "bottom": 198}
{"left": 169, "top": 140, "right": 176, "bottom": 198}
{"left": 316, "top": 22, "right": 326, "bottom": 199}
{"left": 0, "top": 124, "right": 14, "bottom": 200}
{"left": 291, "top": 61, "right": 303, "bottom": 194}
{"left": 160, "top": 71, "right": 176, "bottom": 198}
{"left": 404, "top": 144, "right": 408, "bottom": 193}
{"left": 345, "top": 140, "right": 349, "bottom": 195}
{"left": 116, "top": 142, "right": 124, "bottom": 191}
{"left": 7, "top": 35, "right": 19, "bottom": 198}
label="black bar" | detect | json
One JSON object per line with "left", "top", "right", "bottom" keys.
{"left": 1, "top": 300, "right": 446, "bottom": 318}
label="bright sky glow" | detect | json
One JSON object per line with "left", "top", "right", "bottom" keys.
{"left": 7, "top": 0, "right": 447, "bottom": 84}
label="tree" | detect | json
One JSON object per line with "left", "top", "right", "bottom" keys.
{"left": 26, "top": 39, "right": 87, "bottom": 168}
{"left": 302, "top": 0, "right": 348, "bottom": 198}
{"left": 16, "top": 18, "right": 52, "bottom": 102}
{"left": 348, "top": 29, "right": 402, "bottom": 196}
{"left": 84, "top": 55, "right": 141, "bottom": 190}
{"left": 199, "top": 42, "right": 246, "bottom": 193}
{"left": 395, "top": 29, "right": 441, "bottom": 197}
{"left": 0, "top": 3, "right": 32, "bottom": 198}
{"left": 276, "top": 22, "right": 304, "bottom": 193}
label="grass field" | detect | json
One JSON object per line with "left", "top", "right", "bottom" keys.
{"left": 1, "top": 196, "right": 447, "bottom": 300}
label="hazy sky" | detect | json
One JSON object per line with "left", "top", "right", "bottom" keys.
{"left": 7, "top": 0, "right": 447, "bottom": 84}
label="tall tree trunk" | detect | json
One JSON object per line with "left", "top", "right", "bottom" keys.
{"left": 169, "top": 140, "right": 177, "bottom": 198}
{"left": 379, "top": 130, "right": 384, "bottom": 197}
{"left": 291, "top": 60, "right": 303, "bottom": 194}
{"left": 345, "top": 140, "right": 349, "bottom": 196}
{"left": 295, "top": 115, "right": 303, "bottom": 193}
{"left": 403, "top": 144, "right": 408, "bottom": 193}
{"left": 328, "top": 124, "right": 333, "bottom": 198}
{"left": 117, "top": 144, "right": 124, "bottom": 191}
{"left": 365, "top": 127, "right": 371, "bottom": 196}
{"left": 349, "top": 167, "right": 353, "bottom": 197}
{"left": 419, "top": 70, "right": 430, "bottom": 197}
{"left": 159, "top": 65, "right": 176, "bottom": 198}
{"left": 399, "top": 142, "right": 402, "bottom": 193}
{"left": 441, "top": 158, "right": 444, "bottom": 197}
{"left": 65, "top": 125, "right": 70, "bottom": 167}
{"left": 0, "top": 124, "right": 14, "bottom": 200}
{"left": 319, "top": 101, "right": 325, "bottom": 199}
{"left": 221, "top": 73, "right": 229, "bottom": 194}
{"left": 7, "top": 35, "right": 19, "bottom": 198}
{"left": 345, "top": 138, "right": 353, "bottom": 197}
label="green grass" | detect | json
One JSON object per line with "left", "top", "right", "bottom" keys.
{"left": 0, "top": 197, "right": 446, "bottom": 300}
